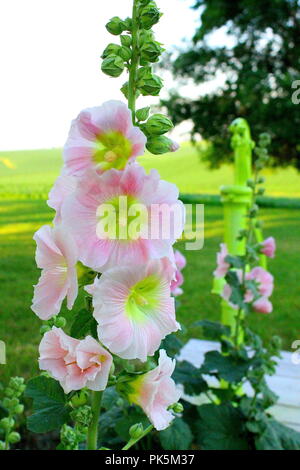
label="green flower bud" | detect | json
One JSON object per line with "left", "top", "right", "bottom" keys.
{"left": 54, "top": 316, "right": 66, "bottom": 328}
{"left": 129, "top": 423, "right": 144, "bottom": 440}
{"left": 171, "top": 402, "right": 184, "bottom": 413}
{"left": 101, "top": 55, "right": 124, "bottom": 78}
{"left": 146, "top": 136, "right": 175, "bottom": 155}
{"left": 5, "top": 388, "right": 14, "bottom": 398}
{"left": 10, "top": 398, "right": 19, "bottom": 408}
{"left": 40, "top": 324, "right": 51, "bottom": 335}
{"left": 138, "top": 74, "right": 163, "bottom": 96}
{"left": 123, "top": 17, "right": 132, "bottom": 32}
{"left": 246, "top": 178, "right": 255, "bottom": 188}
{"left": 121, "top": 82, "right": 140, "bottom": 100}
{"left": 118, "top": 46, "right": 131, "bottom": 62}
{"left": 101, "top": 43, "right": 121, "bottom": 59}
{"left": 257, "top": 187, "right": 265, "bottom": 196}
{"left": 9, "top": 377, "right": 25, "bottom": 390}
{"left": 3, "top": 398, "right": 11, "bottom": 409}
{"left": 120, "top": 35, "right": 132, "bottom": 47}
{"left": 140, "top": 41, "right": 164, "bottom": 63}
{"left": 8, "top": 432, "right": 21, "bottom": 444}
{"left": 140, "top": 2, "right": 161, "bottom": 30}
{"left": 105, "top": 16, "right": 126, "bottom": 36}
{"left": 144, "top": 114, "right": 174, "bottom": 136}
{"left": 71, "top": 390, "right": 88, "bottom": 408}
{"left": 70, "top": 405, "right": 92, "bottom": 427}
{"left": 121, "top": 82, "right": 129, "bottom": 99}
{"left": 14, "top": 404, "right": 24, "bottom": 415}
{"left": 136, "top": 106, "right": 151, "bottom": 122}
{"left": 0, "top": 417, "right": 14, "bottom": 430}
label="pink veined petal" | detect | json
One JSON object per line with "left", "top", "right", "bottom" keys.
{"left": 31, "top": 268, "right": 69, "bottom": 320}
{"left": 33, "top": 225, "right": 64, "bottom": 269}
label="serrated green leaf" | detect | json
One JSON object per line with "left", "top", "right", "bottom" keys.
{"left": 159, "top": 418, "right": 193, "bottom": 450}
{"left": 193, "top": 320, "right": 231, "bottom": 340}
{"left": 173, "top": 361, "right": 208, "bottom": 396}
{"left": 201, "top": 350, "right": 250, "bottom": 383}
{"left": 196, "top": 404, "right": 249, "bottom": 450}
{"left": 255, "top": 418, "right": 300, "bottom": 450}
{"left": 25, "top": 376, "right": 71, "bottom": 433}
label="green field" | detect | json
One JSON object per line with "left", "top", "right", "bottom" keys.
{"left": 0, "top": 145, "right": 300, "bottom": 383}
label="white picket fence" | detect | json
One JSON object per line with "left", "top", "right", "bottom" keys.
{"left": 178, "top": 339, "right": 300, "bottom": 432}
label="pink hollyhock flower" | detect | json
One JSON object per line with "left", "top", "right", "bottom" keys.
{"left": 127, "top": 350, "right": 181, "bottom": 430}
{"left": 39, "top": 328, "right": 113, "bottom": 394}
{"left": 252, "top": 297, "right": 273, "bottom": 314}
{"left": 214, "top": 243, "right": 230, "bottom": 278}
{"left": 92, "top": 258, "right": 180, "bottom": 362}
{"left": 47, "top": 172, "right": 77, "bottom": 222}
{"left": 261, "top": 237, "right": 276, "bottom": 258}
{"left": 221, "top": 266, "right": 274, "bottom": 313}
{"left": 63, "top": 100, "right": 147, "bottom": 175}
{"left": 170, "top": 250, "right": 186, "bottom": 296}
{"left": 31, "top": 225, "right": 78, "bottom": 320}
{"left": 246, "top": 267, "right": 274, "bottom": 298}
{"left": 61, "top": 163, "right": 185, "bottom": 272}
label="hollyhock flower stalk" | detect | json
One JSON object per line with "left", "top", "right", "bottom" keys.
{"left": 30, "top": 0, "right": 182, "bottom": 451}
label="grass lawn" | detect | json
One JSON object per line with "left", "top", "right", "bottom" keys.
{"left": 0, "top": 145, "right": 300, "bottom": 384}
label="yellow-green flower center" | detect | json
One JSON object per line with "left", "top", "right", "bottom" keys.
{"left": 93, "top": 131, "right": 132, "bottom": 170}
{"left": 125, "top": 274, "right": 161, "bottom": 323}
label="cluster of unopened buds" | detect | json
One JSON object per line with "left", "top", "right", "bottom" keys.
{"left": 0, "top": 377, "right": 25, "bottom": 450}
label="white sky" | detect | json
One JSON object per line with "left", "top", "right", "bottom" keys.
{"left": 0, "top": 0, "right": 227, "bottom": 150}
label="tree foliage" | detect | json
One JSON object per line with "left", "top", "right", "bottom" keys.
{"left": 162, "top": 0, "right": 300, "bottom": 168}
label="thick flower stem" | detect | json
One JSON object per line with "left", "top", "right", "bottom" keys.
{"left": 87, "top": 391, "right": 103, "bottom": 450}
{"left": 128, "top": 0, "right": 140, "bottom": 123}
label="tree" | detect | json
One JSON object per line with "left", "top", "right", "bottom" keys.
{"left": 162, "top": 0, "right": 300, "bottom": 168}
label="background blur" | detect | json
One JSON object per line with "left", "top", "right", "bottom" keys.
{"left": 1, "top": 0, "right": 300, "bottom": 383}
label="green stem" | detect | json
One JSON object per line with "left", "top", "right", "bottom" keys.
{"left": 87, "top": 391, "right": 103, "bottom": 450}
{"left": 122, "top": 424, "right": 154, "bottom": 450}
{"left": 128, "top": 0, "right": 140, "bottom": 123}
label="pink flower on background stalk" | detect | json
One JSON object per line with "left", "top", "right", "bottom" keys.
{"left": 39, "top": 328, "right": 112, "bottom": 394}
{"left": 63, "top": 100, "right": 147, "bottom": 175}
{"left": 246, "top": 267, "right": 274, "bottom": 299}
{"left": 214, "top": 243, "right": 230, "bottom": 278}
{"left": 92, "top": 258, "right": 180, "bottom": 362}
{"left": 127, "top": 350, "right": 181, "bottom": 430}
{"left": 252, "top": 297, "right": 273, "bottom": 314}
{"left": 170, "top": 250, "right": 186, "bottom": 296}
{"left": 47, "top": 172, "right": 77, "bottom": 222}
{"left": 261, "top": 237, "right": 276, "bottom": 258}
{"left": 61, "top": 163, "right": 185, "bottom": 272}
{"left": 221, "top": 266, "right": 274, "bottom": 313}
{"left": 31, "top": 225, "right": 78, "bottom": 320}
